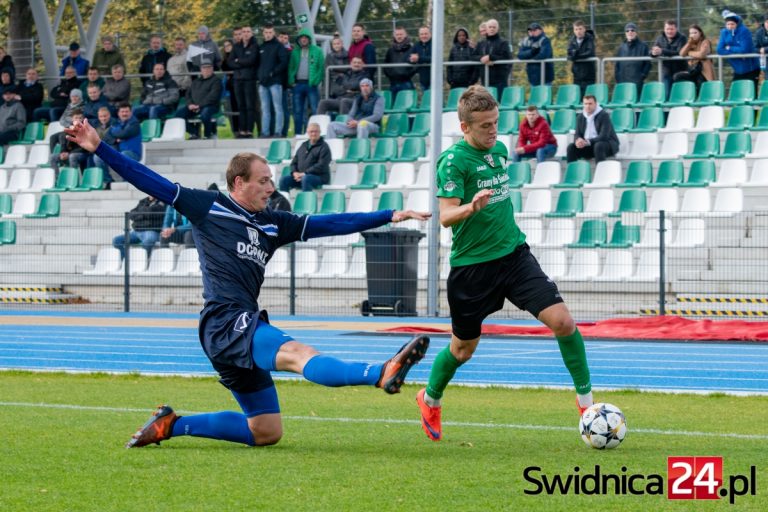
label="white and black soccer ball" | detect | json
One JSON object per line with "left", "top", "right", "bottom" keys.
{"left": 579, "top": 402, "right": 627, "bottom": 449}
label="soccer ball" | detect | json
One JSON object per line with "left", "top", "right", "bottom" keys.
{"left": 579, "top": 403, "right": 627, "bottom": 449}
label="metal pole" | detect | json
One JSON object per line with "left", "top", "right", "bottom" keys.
{"left": 508, "top": 10, "right": 513, "bottom": 45}
{"left": 676, "top": 0, "right": 681, "bottom": 30}
{"left": 289, "top": 243, "right": 296, "bottom": 315}
{"left": 658, "top": 210, "right": 666, "bottom": 316}
{"left": 123, "top": 212, "right": 130, "bottom": 313}
{"left": 589, "top": 2, "right": 595, "bottom": 31}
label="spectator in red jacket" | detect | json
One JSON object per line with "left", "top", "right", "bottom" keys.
{"left": 512, "top": 105, "right": 557, "bottom": 162}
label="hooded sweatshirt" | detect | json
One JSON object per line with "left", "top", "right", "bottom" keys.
{"left": 288, "top": 28, "right": 325, "bottom": 87}
{"left": 717, "top": 11, "right": 760, "bottom": 74}
{"left": 448, "top": 28, "right": 478, "bottom": 88}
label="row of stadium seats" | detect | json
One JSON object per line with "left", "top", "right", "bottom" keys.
{"left": 0, "top": 192, "right": 60, "bottom": 218}
{"left": 83, "top": 247, "right": 201, "bottom": 276}
{"left": 288, "top": 188, "right": 431, "bottom": 215}
{"left": 616, "top": 131, "right": 768, "bottom": 160}
{"left": 0, "top": 167, "right": 105, "bottom": 194}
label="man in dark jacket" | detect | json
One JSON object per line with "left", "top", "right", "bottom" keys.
{"left": 754, "top": 13, "right": 768, "bottom": 58}
{"left": 410, "top": 26, "right": 433, "bottom": 90}
{"left": 13, "top": 68, "right": 44, "bottom": 122}
{"left": 228, "top": 25, "right": 259, "bottom": 139}
{"left": 567, "top": 95, "right": 619, "bottom": 163}
{"left": 448, "top": 28, "right": 478, "bottom": 89}
{"left": 34, "top": 66, "right": 81, "bottom": 122}
{"left": 317, "top": 57, "right": 368, "bottom": 115}
{"left": 175, "top": 63, "right": 223, "bottom": 139}
{"left": 615, "top": 23, "right": 651, "bottom": 96}
{"left": 567, "top": 20, "right": 596, "bottom": 98}
{"left": 384, "top": 27, "right": 416, "bottom": 101}
{"left": 112, "top": 195, "right": 167, "bottom": 257}
{"left": 651, "top": 20, "right": 687, "bottom": 99}
{"left": 138, "top": 35, "right": 171, "bottom": 84}
{"left": 279, "top": 123, "right": 331, "bottom": 191}
{"left": 480, "top": 19, "right": 512, "bottom": 91}
{"left": 0, "top": 87, "right": 25, "bottom": 145}
{"left": 257, "top": 24, "right": 288, "bottom": 137}
{"left": 518, "top": 22, "right": 554, "bottom": 86}
{"left": 134, "top": 63, "right": 180, "bottom": 121}
{"left": 94, "top": 102, "right": 143, "bottom": 188}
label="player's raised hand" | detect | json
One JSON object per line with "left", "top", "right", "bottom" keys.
{"left": 64, "top": 118, "right": 102, "bottom": 153}
{"left": 391, "top": 210, "right": 432, "bottom": 223}
{"left": 470, "top": 188, "right": 493, "bottom": 212}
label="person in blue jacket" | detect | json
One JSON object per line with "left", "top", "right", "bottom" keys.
{"left": 717, "top": 10, "right": 761, "bottom": 89}
{"left": 518, "top": 22, "right": 554, "bottom": 86}
{"left": 92, "top": 102, "right": 142, "bottom": 189}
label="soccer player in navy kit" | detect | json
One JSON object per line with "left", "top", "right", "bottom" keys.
{"left": 65, "top": 120, "right": 431, "bottom": 449}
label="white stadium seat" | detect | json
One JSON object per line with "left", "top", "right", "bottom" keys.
{"left": 313, "top": 249, "right": 348, "bottom": 277}
{"left": 584, "top": 160, "right": 621, "bottom": 188}
{"left": 669, "top": 218, "right": 706, "bottom": 248}
{"left": 4, "top": 192, "right": 35, "bottom": 217}
{"left": 538, "top": 218, "right": 575, "bottom": 248}
{"left": 593, "top": 250, "right": 634, "bottom": 281}
{"left": 168, "top": 248, "right": 201, "bottom": 276}
{"left": 264, "top": 248, "right": 289, "bottom": 277}
{"left": 537, "top": 249, "right": 567, "bottom": 278}
{"left": 83, "top": 247, "right": 122, "bottom": 275}
{"left": 524, "top": 161, "right": 561, "bottom": 189}
{"left": 560, "top": 250, "right": 600, "bottom": 281}
{"left": 658, "top": 106, "right": 695, "bottom": 132}
{"left": 324, "top": 163, "right": 358, "bottom": 190}
{"left": 688, "top": 106, "right": 724, "bottom": 133}
{"left": 5, "top": 168, "right": 31, "bottom": 192}
{"left": 0, "top": 145, "right": 27, "bottom": 169}
{"left": 28, "top": 168, "right": 55, "bottom": 192}
{"left": 139, "top": 248, "right": 176, "bottom": 276}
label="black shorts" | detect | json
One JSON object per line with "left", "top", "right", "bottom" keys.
{"left": 447, "top": 244, "right": 564, "bottom": 340}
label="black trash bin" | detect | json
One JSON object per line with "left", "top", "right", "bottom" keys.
{"left": 360, "top": 228, "right": 424, "bottom": 316}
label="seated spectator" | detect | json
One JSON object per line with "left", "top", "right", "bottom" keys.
{"left": 0, "top": 87, "right": 26, "bottom": 145}
{"left": 188, "top": 25, "right": 222, "bottom": 72}
{"left": 279, "top": 123, "right": 331, "bottom": 192}
{"left": 447, "top": 28, "right": 478, "bottom": 89}
{"left": 160, "top": 205, "right": 193, "bottom": 247}
{"left": 174, "top": 62, "right": 222, "bottom": 139}
{"left": 317, "top": 56, "right": 367, "bottom": 116}
{"left": 88, "top": 106, "right": 115, "bottom": 170}
{"left": 674, "top": 25, "right": 714, "bottom": 88}
{"left": 167, "top": 37, "right": 192, "bottom": 96}
{"left": 34, "top": 66, "right": 81, "bottom": 122}
{"left": 112, "top": 195, "right": 166, "bottom": 258}
{"left": 82, "top": 84, "right": 110, "bottom": 122}
{"left": 0, "top": 46, "right": 15, "bottom": 81}
{"left": 717, "top": 10, "right": 761, "bottom": 89}
{"left": 326, "top": 78, "right": 383, "bottom": 139}
{"left": 48, "top": 88, "right": 85, "bottom": 152}
{"left": 14, "top": 68, "right": 44, "bottom": 122}
{"left": 139, "top": 35, "right": 170, "bottom": 84}
{"left": 512, "top": 106, "right": 557, "bottom": 163}
{"left": 567, "top": 95, "right": 619, "bottom": 163}
{"left": 133, "top": 63, "right": 179, "bottom": 121}
{"left": 518, "top": 22, "right": 553, "bottom": 86}
{"left": 0, "top": 69, "right": 14, "bottom": 95}
{"left": 50, "top": 110, "right": 88, "bottom": 173}
{"left": 102, "top": 64, "right": 131, "bottom": 112}
{"left": 268, "top": 180, "right": 292, "bottom": 211}
{"left": 60, "top": 42, "right": 89, "bottom": 77}
{"left": 93, "top": 102, "right": 142, "bottom": 188}
{"left": 91, "top": 36, "right": 126, "bottom": 76}
{"left": 79, "top": 67, "right": 106, "bottom": 96}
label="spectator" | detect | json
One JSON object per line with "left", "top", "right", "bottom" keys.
{"left": 60, "top": 42, "right": 89, "bottom": 77}
{"left": 138, "top": 35, "right": 171, "bottom": 84}
{"left": 102, "top": 64, "right": 131, "bottom": 112}
{"left": 615, "top": 23, "right": 651, "bottom": 97}
{"left": 188, "top": 25, "right": 222, "bottom": 72}
{"left": 717, "top": 10, "right": 761, "bottom": 90}
{"left": 278, "top": 31, "right": 293, "bottom": 137}
{"left": 268, "top": 180, "right": 292, "bottom": 211}
{"left": 279, "top": 123, "right": 331, "bottom": 192}
{"left": 512, "top": 105, "right": 557, "bottom": 163}
{"left": 14, "top": 68, "right": 44, "bottom": 122}
{"left": 34, "top": 66, "right": 81, "bottom": 122}
{"left": 518, "top": 22, "right": 553, "bottom": 86}
{"left": 0, "top": 47, "right": 15, "bottom": 81}
{"left": 58, "top": 88, "right": 85, "bottom": 129}
{"left": 91, "top": 35, "right": 126, "bottom": 76}
{"left": 79, "top": 67, "right": 106, "bottom": 96}
{"left": 112, "top": 196, "right": 166, "bottom": 258}
{"left": 94, "top": 102, "right": 143, "bottom": 188}
{"left": 134, "top": 63, "right": 180, "bottom": 121}
{"left": 167, "top": 37, "right": 192, "bottom": 96}
{"left": 318, "top": 57, "right": 367, "bottom": 116}
{"left": 651, "top": 20, "right": 687, "bottom": 99}
{"left": 567, "top": 20, "right": 596, "bottom": 99}
{"left": 476, "top": 22, "right": 488, "bottom": 55}
{"left": 0, "top": 69, "right": 14, "bottom": 95}
{"left": 326, "top": 34, "right": 349, "bottom": 101}
{"left": 229, "top": 25, "right": 259, "bottom": 139}
{"left": 384, "top": 27, "right": 416, "bottom": 101}
{"left": 220, "top": 38, "right": 241, "bottom": 134}
{"left": 480, "top": 19, "right": 513, "bottom": 91}
{"left": 160, "top": 205, "right": 193, "bottom": 247}
{"left": 447, "top": 27, "right": 478, "bottom": 89}
{"left": 288, "top": 28, "right": 324, "bottom": 136}
{"left": 175, "top": 63, "right": 222, "bottom": 139}
{"left": 232, "top": 27, "right": 243, "bottom": 46}
{"left": 754, "top": 14, "right": 768, "bottom": 61}
{"left": 257, "top": 24, "right": 288, "bottom": 138}
{"left": 567, "top": 95, "right": 619, "bottom": 163}
{"left": 410, "top": 26, "right": 433, "bottom": 90}
{"left": 50, "top": 110, "right": 88, "bottom": 173}
{"left": 326, "top": 78, "right": 383, "bottom": 139}
{"left": 348, "top": 23, "right": 377, "bottom": 78}
{"left": 82, "top": 84, "right": 110, "bottom": 122}
{"left": 88, "top": 106, "right": 115, "bottom": 170}
{"left": 0, "top": 88, "right": 25, "bottom": 145}
{"left": 674, "top": 25, "right": 714, "bottom": 88}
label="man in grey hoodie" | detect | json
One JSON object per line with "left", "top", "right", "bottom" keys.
{"left": 566, "top": 95, "right": 619, "bottom": 163}
{"left": 0, "top": 88, "right": 26, "bottom": 145}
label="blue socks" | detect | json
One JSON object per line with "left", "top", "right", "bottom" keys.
{"left": 302, "top": 355, "right": 382, "bottom": 387}
{"left": 171, "top": 411, "right": 256, "bottom": 446}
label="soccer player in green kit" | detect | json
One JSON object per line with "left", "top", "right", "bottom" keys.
{"left": 416, "top": 85, "right": 593, "bottom": 441}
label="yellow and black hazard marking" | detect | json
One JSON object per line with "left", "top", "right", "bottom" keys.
{"left": 677, "top": 297, "right": 768, "bottom": 304}
{"left": 640, "top": 308, "right": 768, "bottom": 317}
{"left": 0, "top": 286, "right": 63, "bottom": 293}
{"left": 0, "top": 297, "right": 76, "bottom": 304}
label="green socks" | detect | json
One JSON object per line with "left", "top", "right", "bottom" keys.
{"left": 425, "top": 346, "right": 463, "bottom": 401}
{"left": 556, "top": 327, "right": 592, "bottom": 394}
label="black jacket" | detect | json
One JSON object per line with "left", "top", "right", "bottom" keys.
{"left": 139, "top": 48, "right": 171, "bottom": 83}
{"left": 575, "top": 109, "right": 620, "bottom": 154}
{"left": 187, "top": 74, "right": 222, "bottom": 107}
{"left": 411, "top": 39, "right": 432, "bottom": 87}
{"left": 228, "top": 38, "right": 259, "bottom": 80}
{"left": 482, "top": 33, "right": 512, "bottom": 85}
{"left": 652, "top": 31, "right": 688, "bottom": 76}
{"left": 129, "top": 197, "right": 166, "bottom": 231}
{"left": 257, "top": 39, "right": 288, "bottom": 86}
{"left": 15, "top": 79, "right": 44, "bottom": 120}
{"left": 384, "top": 39, "right": 416, "bottom": 83}
{"left": 615, "top": 38, "right": 651, "bottom": 84}
{"left": 567, "top": 30, "right": 596, "bottom": 82}
{"left": 49, "top": 76, "right": 82, "bottom": 108}
{"left": 448, "top": 29, "right": 478, "bottom": 88}
{"left": 755, "top": 26, "right": 768, "bottom": 52}
{"left": 290, "top": 137, "right": 331, "bottom": 184}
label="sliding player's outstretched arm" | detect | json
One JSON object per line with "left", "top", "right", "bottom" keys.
{"left": 303, "top": 209, "right": 432, "bottom": 240}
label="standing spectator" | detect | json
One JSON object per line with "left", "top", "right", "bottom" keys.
{"left": 567, "top": 20, "right": 596, "bottom": 99}
{"left": 79, "top": 67, "right": 105, "bottom": 96}
{"left": 102, "top": 64, "right": 131, "bottom": 113}
{"left": 518, "top": 22, "right": 554, "bottom": 86}
{"left": 112, "top": 196, "right": 166, "bottom": 258}
{"left": 326, "top": 78, "right": 384, "bottom": 139}
{"left": 91, "top": 36, "right": 125, "bottom": 76}
{"left": 512, "top": 106, "right": 557, "bottom": 162}
{"left": 288, "top": 28, "right": 324, "bottom": 137}
{"left": 674, "top": 25, "right": 714, "bottom": 89}
{"left": 60, "top": 42, "right": 89, "bottom": 77}
{"left": 754, "top": 14, "right": 768, "bottom": 63}
{"left": 0, "top": 88, "right": 25, "bottom": 145}
{"left": 229, "top": 25, "right": 259, "bottom": 139}
{"left": 0, "top": 70, "right": 14, "bottom": 95}
{"left": 615, "top": 23, "right": 651, "bottom": 97}
{"left": 0, "top": 47, "right": 15, "bottom": 81}
{"left": 221, "top": 38, "right": 241, "bottom": 135}
{"left": 34, "top": 66, "right": 81, "bottom": 122}
{"left": 279, "top": 123, "right": 331, "bottom": 192}
{"left": 325, "top": 34, "right": 349, "bottom": 100}
{"left": 257, "top": 24, "right": 288, "bottom": 138}
{"left": 50, "top": 110, "right": 88, "bottom": 173}
{"left": 651, "top": 20, "right": 687, "bottom": 99}
{"left": 278, "top": 30, "right": 293, "bottom": 137}
{"left": 717, "top": 10, "right": 761, "bottom": 90}
{"left": 232, "top": 27, "right": 243, "bottom": 46}
{"left": 82, "top": 84, "right": 110, "bottom": 122}
{"left": 167, "top": 37, "right": 192, "bottom": 96}
{"left": 410, "top": 26, "right": 433, "bottom": 90}
{"left": 317, "top": 57, "right": 367, "bottom": 115}
{"left": 94, "top": 102, "right": 142, "bottom": 188}
{"left": 160, "top": 205, "right": 193, "bottom": 247}
{"left": 175, "top": 63, "right": 222, "bottom": 140}
{"left": 384, "top": 27, "right": 416, "bottom": 101}
{"left": 139, "top": 35, "right": 171, "bottom": 84}
{"left": 14, "top": 68, "right": 44, "bottom": 122}
{"left": 567, "top": 95, "right": 619, "bottom": 163}
{"left": 447, "top": 27, "right": 478, "bottom": 89}
{"left": 188, "top": 25, "right": 222, "bottom": 72}
{"left": 134, "top": 63, "right": 180, "bottom": 121}
{"left": 348, "top": 24, "right": 377, "bottom": 79}
{"left": 475, "top": 22, "right": 488, "bottom": 55}
{"left": 480, "top": 19, "right": 513, "bottom": 91}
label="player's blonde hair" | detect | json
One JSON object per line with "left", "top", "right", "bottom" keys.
{"left": 226, "top": 152, "right": 268, "bottom": 191}
{"left": 457, "top": 85, "right": 498, "bottom": 124}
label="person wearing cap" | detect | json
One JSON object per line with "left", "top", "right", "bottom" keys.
{"left": 188, "top": 25, "right": 222, "bottom": 72}
{"left": 288, "top": 28, "right": 325, "bottom": 137}
{"left": 60, "top": 42, "right": 90, "bottom": 77}
{"left": 139, "top": 35, "right": 171, "bottom": 85}
{"left": 567, "top": 20, "right": 596, "bottom": 99}
{"left": 326, "top": 77, "right": 383, "bottom": 139}
{"left": 615, "top": 22, "right": 651, "bottom": 96}
{"left": 479, "top": 19, "right": 512, "bottom": 91}
{"left": 257, "top": 24, "right": 289, "bottom": 138}
{"left": 384, "top": 27, "right": 416, "bottom": 101}
{"left": 717, "top": 10, "right": 761, "bottom": 89}
{"left": 0, "top": 87, "right": 26, "bottom": 145}
{"left": 567, "top": 94, "right": 619, "bottom": 164}
{"left": 174, "top": 62, "right": 222, "bottom": 139}
{"left": 91, "top": 35, "right": 126, "bottom": 76}
{"left": 517, "top": 21, "right": 554, "bottom": 86}
{"left": 48, "top": 87, "right": 84, "bottom": 152}
{"left": 651, "top": 19, "right": 687, "bottom": 99}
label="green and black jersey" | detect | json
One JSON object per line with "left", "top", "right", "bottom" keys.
{"left": 436, "top": 139, "right": 525, "bottom": 267}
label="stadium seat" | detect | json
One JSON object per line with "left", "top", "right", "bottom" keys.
{"left": 380, "top": 90, "right": 392, "bottom": 111}
{"left": 389, "top": 89, "right": 417, "bottom": 113}
{"left": 722, "top": 79, "right": 755, "bottom": 106}
{"left": 376, "top": 190, "right": 403, "bottom": 211}
{"left": 567, "top": 219, "right": 607, "bottom": 248}
{"left": 303, "top": 114, "right": 331, "bottom": 137}
{"left": 338, "top": 247, "right": 365, "bottom": 278}
{"left": 337, "top": 139, "right": 370, "bottom": 163}
{"left": 716, "top": 132, "right": 751, "bottom": 159}
{"left": 517, "top": 218, "right": 543, "bottom": 245}
{"left": 444, "top": 88, "right": 466, "bottom": 111}
{"left": 441, "top": 111, "right": 463, "bottom": 136}
{"left": 0, "top": 193, "right": 10, "bottom": 214}
{"left": 168, "top": 248, "right": 201, "bottom": 276}
{"left": 4, "top": 193, "right": 35, "bottom": 218}
{"left": 263, "top": 248, "right": 288, "bottom": 278}
{"left": 547, "top": 84, "right": 581, "bottom": 110}
{"left": 750, "top": 81, "right": 768, "bottom": 106}
{"left": 393, "top": 137, "right": 426, "bottom": 162}
{"left": 499, "top": 86, "right": 525, "bottom": 110}
{"left": 27, "top": 168, "right": 55, "bottom": 192}
{"left": 406, "top": 112, "right": 430, "bottom": 136}
{"left": 610, "top": 108, "right": 634, "bottom": 133}
{"left": 510, "top": 189, "right": 522, "bottom": 212}
{"left": 746, "top": 131, "right": 768, "bottom": 158}
{"left": 635, "top": 218, "right": 673, "bottom": 248}
{"left": 368, "top": 138, "right": 397, "bottom": 162}
{"left": 527, "top": 85, "right": 551, "bottom": 108}
{"left": 608, "top": 189, "right": 646, "bottom": 217}
{"left": 679, "top": 160, "right": 716, "bottom": 187}
{"left": 664, "top": 81, "right": 696, "bottom": 107}
{"left": 626, "top": 250, "right": 660, "bottom": 282}
{"left": 615, "top": 133, "right": 631, "bottom": 158}
{"left": 605, "top": 82, "right": 638, "bottom": 108}
{"left": 720, "top": 105, "right": 755, "bottom": 132}
{"left": 486, "top": 86, "right": 499, "bottom": 101}
{"left": 744, "top": 159, "right": 768, "bottom": 186}
{"left": 706, "top": 188, "right": 743, "bottom": 217}
{"left": 24, "top": 193, "right": 60, "bottom": 218}
{"left": 669, "top": 218, "right": 706, "bottom": 248}
{"left": 524, "top": 161, "right": 561, "bottom": 189}
{"left": 537, "top": 250, "right": 567, "bottom": 278}
{"left": 635, "top": 82, "right": 666, "bottom": 107}
{"left": 627, "top": 107, "right": 664, "bottom": 133}
{"left": 584, "top": 160, "right": 621, "bottom": 188}
{"left": 326, "top": 138, "right": 344, "bottom": 160}
{"left": 616, "top": 161, "right": 653, "bottom": 188}
{"left": 627, "top": 133, "right": 658, "bottom": 159}
{"left": 408, "top": 163, "right": 431, "bottom": 189}
{"left": 545, "top": 190, "right": 583, "bottom": 218}
{"left": 113, "top": 247, "right": 149, "bottom": 275}
{"left": 5, "top": 168, "right": 31, "bottom": 192}
{"left": 553, "top": 134, "right": 569, "bottom": 160}
{"left": 688, "top": 105, "right": 724, "bottom": 132}
{"left": 578, "top": 188, "right": 614, "bottom": 217}
{"left": 507, "top": 162, "right": 532, "bottom": 187}
{"left": 560, "top": 249, "right": 600, "bottom": 281}
{"left": 83, "top": 247, "right": 121, "bottom": 275}
{"left": 71, "top": 167, "right": 104, "bottom": 191}
{"left": 691, "top": 80, "right": 725, "bottom": 106}
{"left": 603, "top": 221, "right": 641, "bottom": 248}
{"left": 0, "top": 145, "right": 26, "bottom": 169}
{"left": 292, "top": 191, "right": 318, "bottom": 214}
{"left": 549, "top": 109, "right": 576, "bottom": 134}
{"left": 711, "top": 159, "right": 748, "bottom": 187}
{"left": 25, "top": 145, "right": 50, "bottom": 167}
{"left": 593, "top": 250, "right": 634, "bottom": 281}
{"left": 379, "top": 162, "right": 415, "bottom": 189}
{"left": 313, "top": 248, "right": 349, "bottom": 278}
{"left": 319, "top": 191, "right": 346, "bottom": 213}
{"left": 156, "top": 118, "right": 186, "bottom": 141}
{"left": 647, "top": 160, "right": 684, "bottom": 187}
{"left": 0, "top": 218, "right": 16, "bottom": 244}
{"left": 377, "top": 113, "right": 409, "bottom": 138}
{"left": 140, "top": 248, "right": 176, "bottom": 276}
{"left": 324, "top": 163, "right": 358, "bottom": 190}
{"left": 41, "top": 121, "right": 64, "bottom": 144}
{"left": 538, "top": 218, "right": 575, "bottom": 248}
{"left": 654, "top": 131, "right": 689, "bottom": 160}
{"left": 412, "top": 89, "right": 431, "bottom": 113}
{"left": 350, "top": 163, "right": 386, "bottom": 189}
{"left": 645, "top": 188, "right": 679, "bottom": 216}
{"left": 554, "top": 161, "right": 590, "bottom": 188}
{"left": 683, "top": 132, "right": 719, "bottom": 159}
{"left": 266, "top": 140, "right": 292, "bottom": 164}
{"left": 13, "top": 122, "right": 45, "bottom": 145}
{"left": 347, "top": 190, "right": 373, "bottom": 212}
{"left": 674, "top": 188, "right": 711, "bottom": 217}
{"left": 406, "top": 189, "right": 430, "bottom": 211}
{"left": 291, "top": 248, "right": 318, "bottom": 277}
{"left": 658, "top": 106, "right": 695, "bottom": 132}
{"left": 752, "top": 107, "right": 768, "bottom": 132}
{"left": 0, "top": 168, "right": 5, "bottom": 191}
{"left": 517, "top": 189, "right": 552, "bottom": 218}
{"left": 140, "top": 119, "right": 161, "bottom": 141}
{"left": 584, "top": 83, "right": 609, "bottom": 104}
{"left": 497, "top": 110, "right": 519, "bottom": 135}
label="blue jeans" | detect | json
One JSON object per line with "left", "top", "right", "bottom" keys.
{"left": 292, "top": 82, "right": 319, "bottom": 136}
{"left": 133, "top": 104, "right": 170, "bottom": 121}
{"left": 175, "top": 105, "right": 220, "bottom": 138}
{"left": 511, "top": 143, "right": 557, "bottom": 163}
{"left": 259, "top": 84, "right": 283, "bottom": 136}
{"left": 279, "top": 172, "right": 324, "bottom": 192}
{"left": 112, "top": 229, "right": 159, "bottom": 258}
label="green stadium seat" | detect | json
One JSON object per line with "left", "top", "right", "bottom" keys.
{"left": 392, "top": 137, "right": 426, "bottom": 162}
{"left": 608, "top": 189, "right": 646, "bottom": 217}
{"left": 615, "top": 161, "right": 653, "bottom": 188}
{"left": 679, "top": 160, "right": 716, "bottom": 187}
{"left": 444, "top": 87, "right": 466, "bottom": 111}
{"left": 647, "top": 160, "right": 684, "bottom": 187}
{"left": 389, "top": 90, "right": 417, "bottom": 113}
{"left": 584, "top": 83, "right": 608, "bottom": 105}
{"left": 141, "top": 119, "right": 161, "bottom": 142}
{"left": 719, "top": 105, "right": 755, "bottom": 132}
{"left": 507, "top": 162, "right": 531, "bottom": 188}
{"left": 722, "top": 79, "right": 755, "bottom": 106}
{"left": 547, "top": 84, "right": 581, "bottom": 110}
{"left": 553, "top": 160, "right": 590, "bottom": 188}
{"left": 486, "top": 86, "right": 499, "bottom": 101}
{"left": 70, "top": 167, "right": 104, "bottom": 191}
{"left": 605, "top": 82, "right": 637, "bottom": 108}
{"left": 603, "top": 221, "right": 640, "bottom": 248}
{"left": 24, "top": 193, "right": 60, "bottom": 218}
{"left": 412, "top": 89, "right": 431, "bottom": 113}
{"left": 45, "top": 167, "right": 79, "bottom": 192}
{"left": 627, "top": 107, "right": 664, "bottom": 133}
{"left": 664, "top": 81, "right": 696, "bottom": 107}
{"left": 14, "top": 122, "right": 45, "bottom": 145}
{"left": 350, "top": 163, "right": 387, "bottom": 189}
{"left": 545, "top": 190, "right": 583, "bottom": 218}
{"left": 550, "top": 109, "right": 576, "bottom": 134}
{"left": 715, "top": 132, "right": 751, "bottom": 158}
{"left": 499, "top": 86, "right": 525, "bottom": 110}
{"left": 376, "top": 190, "right": 404, "bottom": 210}
{"left": 292, "top": 191, "right": 318, "bottom": 214}
{"left": 337, "top": 139, "right": 370, "bottom": 163}
{"left": 610, "top": 108, "right": 635, "bottom": 132}
{"left": 753, "top": 106, "right": 768, "bottom": 131}
{"left": 279, "top": 165, "right": 291, "bottom": 179}
{"left": 0, "top": 146, "right": 4, "bottom": 165}
{"left": 380, "top": 90, "right": 392, "bottom": 111}
{"left": 333, "top": 114, "right": 348, "bottom": 124}
{"left": 691, "top": 80, "right": 725, "bottom": 106}
{"left": 567, "top": 219, "right": 608, "bottom": 248}
{"left": 510, "top": 189, "right": 522, "bottom": 212}
{"left": 750, "top": 81, "right": 768, "bottom": 106}
{"left": 635, "top": 82, "right": 666, "bottom": 107}
{"left": 266, "top": 139, "right": 291, "bottom": 164}
{"left": 683, "top": 133, "right": 719, "bottom": 159}
{"left": 406, "top": 113, "right": 430, "bottom": 137}
{"left": 527, "top": 85, "right": 551, "bottom": 108}
{"left": 497, "top": 110, "right": 519, "bottom": 135}
{"left": 0, "top": 193, "right": 11, "bottom": 215}
{"left": 377, "top": 113, "right": 409, "bottom": 138}
{"left": 368, "top": 138, "right": 398, "bottom": 162}
{"left": 0, "top": 220, "right": 16, "bottom": 244}
{"left": 319, "top": 191, "right": 346, "bottom": 213}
